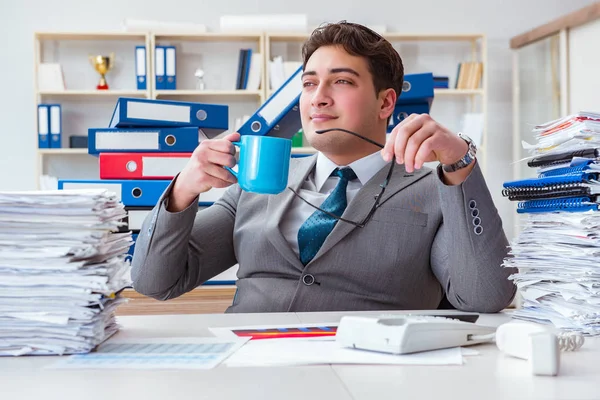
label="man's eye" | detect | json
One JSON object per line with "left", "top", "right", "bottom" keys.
{"left": 302, "top": 82, "right": 315, "bottom": 87}
{"left": 336, "top": 79, "right": 352, "bottom": 84}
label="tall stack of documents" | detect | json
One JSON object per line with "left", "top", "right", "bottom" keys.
{"left": 503, "top": 111, "right": 600, "bottom": 336}
{"left": 0, "top": 189, "right": 132, "bottom": 356}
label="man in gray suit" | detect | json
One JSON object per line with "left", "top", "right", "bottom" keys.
{"left": 131, "top": 21, "right": 516, "bottom": 313}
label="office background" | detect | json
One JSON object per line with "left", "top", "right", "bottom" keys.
{"left": 0, "top": 0, "right": 595, "bottom": 240}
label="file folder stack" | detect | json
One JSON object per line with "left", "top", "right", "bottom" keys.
{"left": 502, "top": 111, "right": 600, "bottom": 336}
{"left": 0, "top": 189, "right": 132, "bottom": 356}
{"left": 387, "top": 73, "right": 434, "bottom": 133}
{"left": 58, "top": 97, "right": 235, "bottom": 284}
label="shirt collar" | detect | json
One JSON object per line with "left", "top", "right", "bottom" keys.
{"left": 314, "top": 150, "right": 389, "bottom": 191}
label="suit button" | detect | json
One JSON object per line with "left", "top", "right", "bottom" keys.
{"left": 468, "top": 199, "right": 477, "bottom": 209}
{"left": 302, "top": 274, "right": 315, "bottom": 286}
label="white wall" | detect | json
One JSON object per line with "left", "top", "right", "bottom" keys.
{"left": 569, "top": 18, "right": 600, "bottom": 114}
{"left": 0, "top": 0, "right": 596, "bottom": 239}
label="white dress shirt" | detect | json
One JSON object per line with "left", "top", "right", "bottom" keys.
{"left": 280, "top": 151, "right": 389, "bottom": 257}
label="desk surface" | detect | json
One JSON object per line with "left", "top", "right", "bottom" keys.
{"left": 2, "top": 310, "right": 599, "bottom": 400}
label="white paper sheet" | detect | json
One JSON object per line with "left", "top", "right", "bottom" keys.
{"left": 224, "top": 338, "right": 464, "bottom": 367}
{"left": 49, "top": 337, "right": 250, "bottom": 370}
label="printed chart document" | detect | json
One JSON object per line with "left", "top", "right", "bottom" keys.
{"left": 50, "top": 337, "right": 250, "bottom": 369}
{"left": 209, "top": 323, "right": 339, "bottom": 340}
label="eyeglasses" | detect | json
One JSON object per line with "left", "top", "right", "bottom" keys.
{"left": 287, "top": 128, "right": 395, "bottom": 228}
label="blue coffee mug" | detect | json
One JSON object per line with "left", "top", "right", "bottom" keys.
{"left": 225, "top": 136, "right": 292, "bottom": 194}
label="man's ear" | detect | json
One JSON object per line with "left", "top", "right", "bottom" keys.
{"left": 379, "top": 88, "right": 396, "bottom": 121}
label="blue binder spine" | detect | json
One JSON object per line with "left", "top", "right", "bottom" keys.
{"left": 165, "top": 46, "right": 176, "bottom": 90}
{"left": 238, "top": 65, "right": 303, "bottom": 137}
{"left": 135, "top": 46, "right": 147, "bottom": 90}
{"left": 37, "top": 104, "right": 50, "bottom": 149}
{"left": 57, "top": 179, "right": 172, "bottom": 207}
{"left": 108, "top": 98, "right": 228, "bottom": 135}
{"left": 517, "top": 196, "right": 598, "bottom": 213}
{"left": 88, "top": 126, "right": 201, "bottom": 155}
{"left": 49, "top": 104, "right": 62, "bottom": 148}
{"left": 397, "top": 72, "right": 434, "bottom": 105}
{"left": 155, "top": 46, "right": 166, "bottom": 90}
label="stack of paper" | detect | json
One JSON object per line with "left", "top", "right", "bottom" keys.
{"left": 505, "top": 111, "right": 600, "bottom": 336}
{"left": 0, "top": 189, "right": 133, "bottom": 356}
{"left": 504, "top": 211, "right": 600, "bottom": 335}
{"left": 522, "top": 111, "right": 600, "bottom": 156}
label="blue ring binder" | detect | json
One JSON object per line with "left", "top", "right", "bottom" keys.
{"left": 516, "top": 196, "right": 598, "bottom": 213}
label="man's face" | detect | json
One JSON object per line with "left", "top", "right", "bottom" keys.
{"left": 300, "top": 45, "right": 386, "bottom": 156}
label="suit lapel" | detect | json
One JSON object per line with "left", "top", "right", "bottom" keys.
{"left": 265, "top": 155, "right": 317, "bottom": 271}
{"left": 308, "top": 162, "right": 432, "bottom": 265}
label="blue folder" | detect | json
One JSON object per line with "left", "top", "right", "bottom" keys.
{"left": 238, "top": 65, "right": 302, "bottom": 138}
{"left": 58, "top": 179, "right": 171, "bottom": 207}
{"left": 135, "top": 46, "right": 147, "bottom": 90}
{"left": 48, "top": 104, "right": 62, "bottom": 148}
{"left": 109, "top": 97, "right": 228, "bottom": 136}
{"left": 397, "top": 73, "right": 434, "bottom": 106}
{"left": 88, "top": 126, "right": 201, "bottom": 155}
{"left": 37, "top": 104, "right": 50, "bottom": 149}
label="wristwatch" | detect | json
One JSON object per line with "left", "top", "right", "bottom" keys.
{"left": 442, "top": 132, "right": 477, "bottom": 173}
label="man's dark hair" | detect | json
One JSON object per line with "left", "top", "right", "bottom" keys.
{"left": 302, "top": 21, "right": 404, "bottom": 98}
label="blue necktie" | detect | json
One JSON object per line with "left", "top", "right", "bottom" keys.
{"left": 297, "top": 167, "right": 358, "bottom": 265}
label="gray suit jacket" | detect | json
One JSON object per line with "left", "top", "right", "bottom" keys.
{"left": 131, "top": 155, "right": 516, "bottom": 313}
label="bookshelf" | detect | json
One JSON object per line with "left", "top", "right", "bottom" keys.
{"left": 33, "top": 30, "right": 487, "bottom": 187}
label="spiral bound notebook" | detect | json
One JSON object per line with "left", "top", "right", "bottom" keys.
{"left": 538, "top": 160, "right": 600, "bottom": 177}
{"left": 502, "top": 172, "right": 600, "bottom": 201}
{"left": 516, "top": 196, "right": 599, "bottom": 213}
{"left": 527, "top": 148, "right": 600, "bottom": 168}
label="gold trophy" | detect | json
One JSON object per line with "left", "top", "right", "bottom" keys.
{"left": 89, "top": 53, "right": 115, "bottom": 90}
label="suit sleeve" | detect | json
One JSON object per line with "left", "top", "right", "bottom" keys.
{"left": 130, "top": 178, "right": 241, "bottom": 300}
{"left": 430, "top": 161, "right": 517, "bottom": 312}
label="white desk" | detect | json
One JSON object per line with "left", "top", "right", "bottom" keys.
{"left": 1, "top": 310, "right": 599, "bottom": 400}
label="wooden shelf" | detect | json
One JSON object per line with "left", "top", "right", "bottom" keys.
{"left": 269, "top": 89, "right": 483, "bottom": 98}
{"left": 384, "top": 33, "right": 484, "bottom": 41}
{"left": 267, "top": 32, "right": 310, "bottom": 41}
{"left": 38, "top": 148, "right": 89, "bottom": 155}
{"left": 292, "top": 147, "right": 316, "bottom": 155}
{"left": 154, "top": 32, "right": 262, "bottom": 42}
{"left": 434, "top": 88, "right": 484, "bottom": 95}
{"left": 266, "top": 32, "right": 484, "bottom": 42}
{"left": 37, "top": 90, "right": 148, "bottom": 97}
{"left": 35, "top": 32, "right": 147, "bottom": 41}
{"left": 116, "top": 285, "right": 237, "bottom": 315}
{"left": 155, "top": 89, "right": 262, "bottom": 97}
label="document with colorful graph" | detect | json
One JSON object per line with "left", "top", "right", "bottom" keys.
{"left": 209, "top": 323, "right": 339, "bottom": 340}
